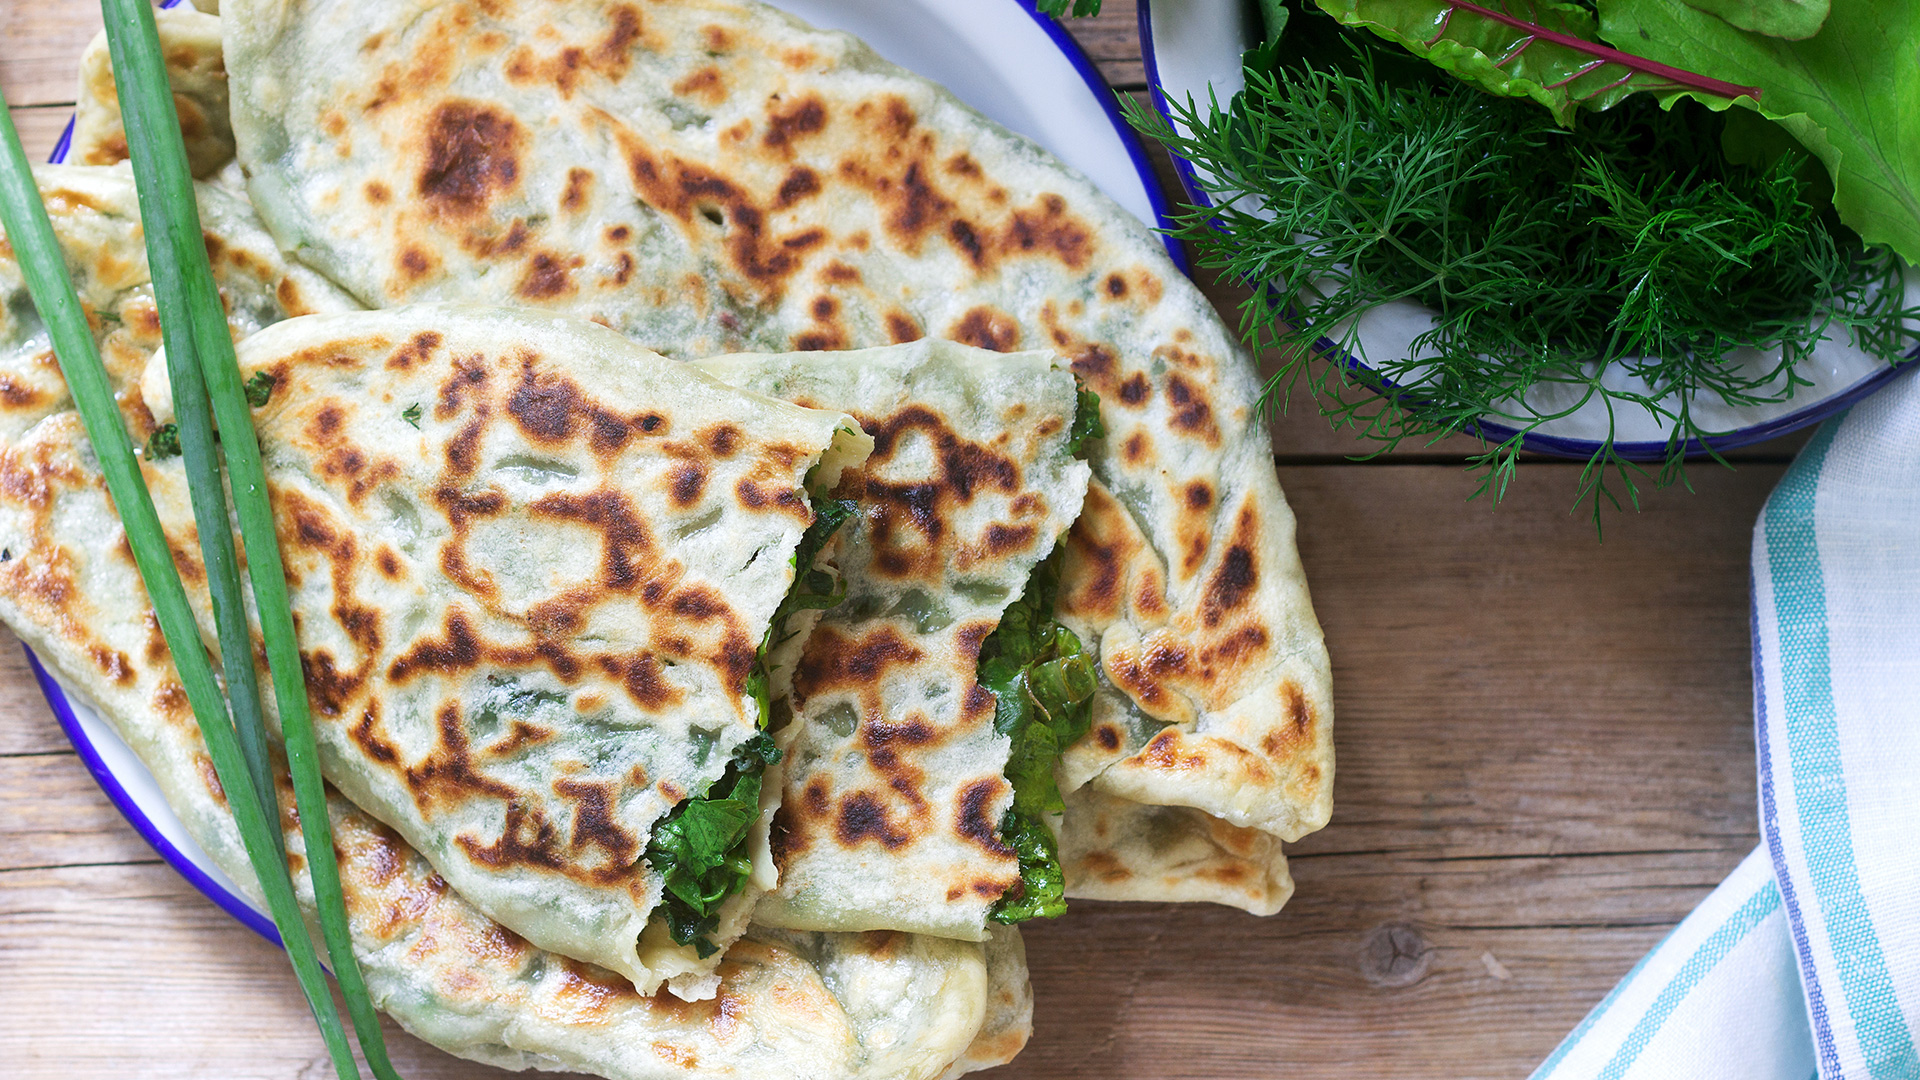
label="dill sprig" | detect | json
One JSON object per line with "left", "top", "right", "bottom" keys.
{"left": 1128, "top": 12, "right": 1917, "bottom": 521}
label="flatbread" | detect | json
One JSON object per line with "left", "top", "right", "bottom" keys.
{"left": 0, "top": 411, "right": 1023, "bottom": 1079}
{"left": 141, "top": 304, "right": 871, "bottom": 994}
{"left": 0, "top": 163, "right": 354, "bottom": 446}
{"left": 221, "top": 0, "right": 1335, "bottom": 909}
{"left": 71, "top": 5, "right": 235, "bottom": 178}
{"left": 698, "top": 339, "right": 1089, "bottom": 939}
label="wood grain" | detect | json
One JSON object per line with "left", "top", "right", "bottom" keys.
{"left": 0, "top": 4, "right": 1788, "bottom": 1078}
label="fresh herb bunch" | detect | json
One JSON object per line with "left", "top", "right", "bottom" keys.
{"left": 1129, "top": 3, "right": 1918, "bottom": 519}
{"left": 979, "top": 548, "right": 1098, "bottom": 923}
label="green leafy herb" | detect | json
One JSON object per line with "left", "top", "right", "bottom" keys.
{"left": 1309, "top": 0, "right": 1759, "bottom": 124}
{"left": 1600, "top": 0, "right": 1920, "bottom": 264}
{"left": 768, "top": 499, "right": 857, "bottom": 641}
{"left": 1036, "top": 0, "right": 1103, "bottom": 17}
{"left": 1129, "top": 10, "right": 1917, "bottom": 522}
{"left": 980, "top": 550, "right": 1098, "bottom": 924}
{"left": 647, "top": 732, "right": 782, "bottom": 957}
{"left": 244, "top": 369, "right": 276, "bottom": 407}
{"left": 145, "top": 422, "right": 181, "bottom": 460}
{"left": 401, "top": 402, "right": 422, "bottom": 428}
{"left": 1067, "top": 384, "right": 1105, "bottom": 455}
{"left": 990, "top": 812, "right": 1068, "bottom": 923}
{"left": 1679, "top": 0, "right": 1828, "bottom": 40}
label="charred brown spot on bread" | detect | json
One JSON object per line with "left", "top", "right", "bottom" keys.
{"left": 560, "top": 167, "right": 594, "bottom": 212}
{"left": 595, "top": 4, "right": 644, "bottom": 68}
{"left": 948, "top": 306, "right": 1019, "bottom": 353}
{"left": 618, "top": 132, "right": 821, "bottom": 288}
{"left": 763, "top": 95, "right": 828, "bottom": 153}
{"left": 883, "top": 161, "right": 952, "bottom": 249}
{"left": 776, "top": 166, "right": 821, "bottom": 209}
{"left": 388, "top": 611, "right": 484, "bottom": 683}
{"left": 1107, "top": 638, "right": 1191, "bottom": 713}
{"left": 795, "top": 624, "right": 925, "bottom": 701}
{"left": 1001, "top": 194, "right": 1093, "bottom": 269}
{"left": 1202, "top": 505, "right": 1260, "bottom": 627}
{"left": 1122, "top": 431, "right": 1150, "bottom": 467}
{"left": 87, "top": 644, "right": 135, "bottom": 685}
{"left": 947, "top": 219, "right": 985, "bottom": 267}
{"left": 885, "top": 311, "right": 922, "bottom": 344}
{"left": 376, "top": 546, "right": 403, "bottom": 579}
{"left": 1068, "top": 343, "right": 1116, "bottom": 385}
{"left": 1185, "top": 480, "right": 1214, "bottom": 511}
{"left": 955, "top": 778, "right": 1014, "bottom": 857}
{"left": 817, "top": 259, "right": 859, "bottom": 285}
{"left": 436, "top": 354, "right": 491, "bottom": 423}
{"left": 417, "top": 101, "right": 523, "bottom": 216}
{"left": 0, "top": 374, "right": 46, "bottom": 410}
{"left": 835, "top": 790, "right": 911, "bottom": 848}
{"left": 668, "top": 461, "right": 707, "bottom": 507}
{"left": 1206, "top": 624, "right": 1269, "bottom": 667}
{"left": 1094, "top": 724, "right": 1122, "bottom": 751}
{"left": 517, "top": 252, "right": 583, "bottom": 299}
{"left": 1165, "top": 373, "right": 1221, "bottom": 445}
{"left": 1117, "top": 372, "right": 1151, "bottom": 407}
{"left": 551, "top": 776, "right": 640, "bottom": 870}
{"left": 397, "top": 245, "right": 438, "bottom": 283}
{"left": 386, "top": 331, "right": 443, "bottom": 371}
{"left": 673, "top": 65, "right": 727, "bottom": 105}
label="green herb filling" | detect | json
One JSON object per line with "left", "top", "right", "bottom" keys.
{"left": 145, "top": 422, "right": 181, "bottom": 461}
{"left": 646, "top": 494, "right": 856, "bottom": 956}
{"left": 981, "top": 548, "right": 1098, "bottom": 923}
{"left": 984, "top": 386, "right": 1101, "bottom": 923}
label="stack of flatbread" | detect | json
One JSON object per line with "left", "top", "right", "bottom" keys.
{"left": 0, "top": 1, "right": 1333, "bottom": 1076}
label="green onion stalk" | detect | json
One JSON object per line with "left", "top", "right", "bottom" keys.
{"left": 97, "top": 1, "right": 399, "bottom": 1074}
{"left": 0, "top": 99, "right": 361, "bottom": 1078}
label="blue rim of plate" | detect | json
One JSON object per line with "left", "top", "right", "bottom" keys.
{"left": 1016, "top": 0, "right": 1190, "bottom": 272}
{"left": 26, "top": 649, "right": 282, "bottom": 942}
{"left": 1135, "top": 0, "right": 1917, "bottom": 461}
{"left": 34, "top": 0, "right": 1187, "bottom": 945}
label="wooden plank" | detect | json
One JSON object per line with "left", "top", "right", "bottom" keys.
{"left": 6, "top": 105, "right": 76, "bottom": 165}
{"left": 1062, "top": 0, "right": 1147, "bottom": 90}
{"left": 0, "top": 635, "right": 68, "bottom": 756}
{"left": 0, "top": 862, "right": 520, "bottom": 1079}
{"left": 0, "top": 751, "right": 156, "bottom": 871}
{"left": 0, "top": 0, "right": 97, "bottom": 110}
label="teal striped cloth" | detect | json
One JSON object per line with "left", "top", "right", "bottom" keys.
{"left": 1534, "top": 370, "right": 1920, "bottom": 1080}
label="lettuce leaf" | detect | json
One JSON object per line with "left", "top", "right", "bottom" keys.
{"left": 1308, "top": 0, "right": 1757, "bottom": 125}
{"left": 1600, "top": 0, "right": 1920, "bottom": 264}
{"left": 1681, "top": 0, "right": 1827, "bottom": 40}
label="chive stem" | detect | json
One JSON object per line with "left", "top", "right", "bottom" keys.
{"left": 94, "top": 2, "right": 401, "bottom": 1072}
{"left": 96, "top": 0, "right": 405, "bottom": 1073}
{"left": 0, "top": 94, "right": 358, "bottom": 1078}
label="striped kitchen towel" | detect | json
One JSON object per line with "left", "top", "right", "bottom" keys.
{"left": 1534, "top": 367, "right": 1920, "bottom": 1080}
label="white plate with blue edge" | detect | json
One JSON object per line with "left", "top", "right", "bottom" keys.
{"left": 36, "top": 0, "right": 1185, "bottom": 944}
{"left": 1137, "top": 0, "right": 1920, "bottom": 460}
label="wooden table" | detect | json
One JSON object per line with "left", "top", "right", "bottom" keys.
{"left": 2, "top": 2, "right": 1796, "bottom": 1075}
